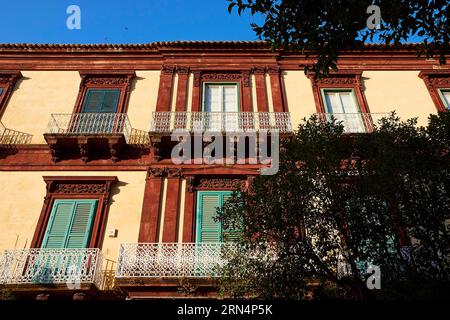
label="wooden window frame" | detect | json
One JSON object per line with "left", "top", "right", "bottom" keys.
{"left": 31, "top": 176, "right": 118, "bottom": 249}
{"left": 419, "top": 71, "right": 450, "bottom": 112}
{"left": 0, "top": 71, "right": 22, "bottom": 119}
{"left": 73, "top": 71, "right": 136, "bottom": 114}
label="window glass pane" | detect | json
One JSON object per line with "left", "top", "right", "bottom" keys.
{"left": 441, "top": 90, "right": 450, "bottom": 109}
{"left": 223, "top": 85, "right": 238, "bottom": 112}
{"left": 82, "top": 89, "right": 120, "bottom": 113}
{"left": 204, "top": 85, "right": 221, "bottom": 112}
{"left": 0, "top": 87, "right": 4, "bottom": 96}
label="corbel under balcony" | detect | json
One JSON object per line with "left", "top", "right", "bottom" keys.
{"left": 43, "top": 113, "right": 139, "bottom": 163}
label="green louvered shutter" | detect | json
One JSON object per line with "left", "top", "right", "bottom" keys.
{"left": 196, "top": 192, "right": 222, "bottom": 243}
{"left": 221, "top": 193, "right": 239, "bottom": 242}
{"left": 82, "top": 89, "right": 120, "bottom": 113}
{"left": 66, "top": 201, "right": 97, "bottom": 248}
{"left": 42, "top": 200, "right": 97, "bottom": 249}
{"left": 42, "top": 201, "right": 74, "bottom": 248}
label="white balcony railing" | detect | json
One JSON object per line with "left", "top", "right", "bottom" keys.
{"left": 116, "top": 243, "right": 233, "bottom": 278}
{"left": 46, "top": 113, "right": 132, "bottom": 143}
{"left": 150, "top": 112, "right": 292, "bottom": 133}
{"left": 0, "top": 248, "right": 104, "bottom": 288}
{"left": 317, "top": 113, "right": 390, "bottom": 133}
{"left": 0, "top": 121, "right": 33, "bottom": 145}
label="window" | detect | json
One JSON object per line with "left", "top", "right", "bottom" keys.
{"left": 82, "top": 89, "right": 120, "bottom": 113}
{"left": 439, "top": 89, "right": 450, "bottom": 109}
{"left": 196, "top": 191, "right": 237, "bottom": 242}
{"left": 0, "top": 71, "right": 22, "bottom": 119}
{"left": 42, "top": 199, "right": 98, "bottom": 249}
{"left": 322, "top": 89, "right": 366, "bottom": 133}
{"left": 203, "top": 83, "right": 239, "bottom": 131}
{"left": 0, "top": 87, "right": 4, "bottom": 96}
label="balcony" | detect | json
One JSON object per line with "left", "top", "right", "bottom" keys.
{"left": 0, "top": 121, "right": 32, "bottom": 147}
{"left": 150, "top": 112, "right": 292, "bottom": 134}
{"left": 44, "top": 113, "right": 132, "bottom": 163}
{"left": 115, "top": 243, "right": 231, "bottom": 297}
{"left": 317, "top": 113, "right": 389, "bottom": 133}
{"left": 0, "top": 248, "right": 104, "bottom": 292}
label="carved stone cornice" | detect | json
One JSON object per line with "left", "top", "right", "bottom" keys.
{"left": 166, "top": 168, "right": 182, "bottom": 178}
{"left": 185, "top": 176, "right": 195, "bottom": 193}
{"left": 147, "top": 167, "right": 166, "bottom": 178}
{"left": 201, "top": 73, "right": 243, "bottom": 82}
{"left": 242, "top": 71, "right": 251, "bottom": 87}
{"left": 193, "top": 71, "right": 202, "bottom": 87}
{"left": 196, "top": 178, "right": 246, "bottom": 190}
{"left": 161, "top": 65, "right": 176, "bottom": 75}
{"left": 266, "top": 66, "right": 281, "bottom": 75}
{"left": 175, "top": 66, "right": 190, "bottom": 75}
{"left": 252, "top": 66, "right": 266, "bottom": 75}
{"left": 43, "top": 176, "right": 118, "bottom": 196}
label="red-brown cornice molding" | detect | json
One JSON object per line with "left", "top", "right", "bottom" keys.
{"left": 31, "top": 176, "right": 118, "bottom": 249}
{"left": 0, "top": 71, "right": 22, "bottom": 119}
{"left": 419, "top": 71, "right": 450, "bottom": 112}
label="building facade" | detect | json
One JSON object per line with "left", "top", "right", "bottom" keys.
{"left": 0, "top": 41, "right": 448, "bottom": 299}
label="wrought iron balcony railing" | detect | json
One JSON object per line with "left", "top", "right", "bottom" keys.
{"left": 116, "top": 243, "right": 233, "bottom": 278}
{"left": 0, "top": 248, "right": 104, "bottom": 288}
{"left": 150, "top": 112, "right": 292, "bottom": 133}
{"left": 46, "top": 113, "right": 132, "bottom": 143}
{"left": 317, "top": 113, "right": 390, "bottom": 133}
{"left": 0, "top": 121, "right": 33, "bottom": 145}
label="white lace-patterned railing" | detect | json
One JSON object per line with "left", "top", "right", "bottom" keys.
{"left": 317, "top": 113, "right": 390, "bottom": 133}
{"left": 150, "top": 112, "right": 292, "bottom": 133}
{"left": 116, "top": 243, "right": 234, "bottom": 278}
{"left": 0, "top": 121, "right": 33, "bottom": 145}
{"left": 46, "top": 113, "right": 132, "bottom": 143}
{"left": 0, "top": 248, "right": 104, "bottom": 288}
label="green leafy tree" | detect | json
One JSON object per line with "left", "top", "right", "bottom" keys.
{"left": 217, "top": 113, "right": 450, "bottom": 299}
{"left": 227, "top": 0, "right": 450, "bottom": 75}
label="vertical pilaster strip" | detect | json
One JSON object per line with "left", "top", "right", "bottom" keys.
{"left": 267, "top": 66, "right": 285, "bottom": 112}
{"left": 182, "top": 176, "right": 196, "bottom": 242}
{"left": 253, "top": 66, "right": 269, "bottom": 112}
{"left": 241, "top": 70, "right": 252, "bottom": 112}
{"left": 162, "top": 169, "right": 182, "bottom": 242}
{"left": 138, "top": 168, "right": 165, "bottom": 242}
{"left": 175, "top": 66, "right": 190, "bottom": 112}
{"left": 191, "top": 71, "right": 202, "bottom": 112}
{"left": 156, "top": 65, "right": 175, "bottom": 112}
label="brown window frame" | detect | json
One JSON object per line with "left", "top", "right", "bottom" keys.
{"left": 0, "top": 71, "right": 22, "bottom": 119}
{"left": 73, "top": 71, "right": 136, "bottom": 114}
{"left": 419, "top": 71, "right": 450, "bottom": 112}
{"left": 31, "top": 176, "right": 118, "bottom": 249}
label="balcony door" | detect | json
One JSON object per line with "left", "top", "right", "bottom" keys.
{"left": 203, "top": 84, "right": 239, "bottom": 132}
{"left": 323, "top": 90, "right": 366, "bottom": 133}
{"left": 439, "top": 89, "right": 450, "bottom": 109}
{"left": 72, "top": 89, "right": 121, "bottom": 134}
{"left": 33, "top": 199, "right": 97, "bottom": 283}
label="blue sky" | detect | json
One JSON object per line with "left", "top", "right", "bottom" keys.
{"left": 0, "top": 0, "right": 262, "bottom": 44}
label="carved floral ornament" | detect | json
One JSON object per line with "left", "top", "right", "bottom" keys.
{"left": 79, "top": 72, "right": 136, "bottom": 92}
{"left": 43, "top": 177, "right": 118, "bottom": 199}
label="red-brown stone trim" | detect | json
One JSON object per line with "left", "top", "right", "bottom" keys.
{"left": 175, "top": 66, "right": 190, "bottom": 112}
{"left": 252, "top": 66, "right": 269, "bottom": 112}
{"left": 0, "top": 71, "right": 22, "bottom": 119}
{"left": 419, "top": 71, "right": 450, "bottom": 112}
{"left": 73, "top": 71, "right": 136, "bottom": 114}
{"left": 30, "top": 176, "right": 118, "bottom": 249}
{"left": 156, "top": 65, "right": 175, "bottom": 112}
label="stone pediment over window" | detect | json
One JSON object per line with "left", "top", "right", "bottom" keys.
{"left": 419, "top": 71, "right": 450, "bottom": 112}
